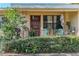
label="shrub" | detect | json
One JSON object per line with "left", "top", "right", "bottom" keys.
{"left": 0, "top": 36, "right": 7, "bottom": 53}
{"left": 29, "top": 30, "right": 36, "bottom": 37}
{"left": 4, "top": 36, "right": 79, "bottom": 53}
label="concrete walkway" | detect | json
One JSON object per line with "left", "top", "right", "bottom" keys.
{"left": 0, "top": 53, "right": 79, "bottom": 56}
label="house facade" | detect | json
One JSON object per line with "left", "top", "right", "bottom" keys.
{"left": 0, "top": 3, "right": 79, "bottom": 36}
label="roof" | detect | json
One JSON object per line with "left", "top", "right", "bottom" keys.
{"left": 11, "top": 3, "right": 79, "bottom": 9}
{"left": 0, "top": 3, "right": 79, "bottom": 9}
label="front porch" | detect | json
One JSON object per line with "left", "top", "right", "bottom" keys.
{"left": 20, "top": 9, "right": 79, "bottom": 36}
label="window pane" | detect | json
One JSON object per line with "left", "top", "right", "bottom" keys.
{"left": 56, "top": 15, "right": 63, "bottom": 29}
{"left": 43, "top": 16, "right": 47, "bottom": 28}
{"left": 55, "top": 15, "right": 64, "bottom": 35}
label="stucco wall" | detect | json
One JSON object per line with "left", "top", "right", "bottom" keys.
{"left": 69, "top": 12, "right": 77, "bottom": 32}
{"left": 64, "top": 12, "right": 78, "bottom": 35}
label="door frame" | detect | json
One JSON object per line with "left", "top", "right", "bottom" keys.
{"left": 30, "top": 15, "right": 41, "bottom": 36}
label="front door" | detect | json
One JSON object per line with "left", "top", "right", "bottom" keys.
{"left": 30, "top": 16, "right": 40, "bottom": 36}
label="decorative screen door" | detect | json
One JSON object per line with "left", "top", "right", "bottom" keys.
{"left": 30, "top": 16, "right": 40, "bottom": 36}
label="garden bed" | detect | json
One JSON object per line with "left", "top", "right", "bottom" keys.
{"left": 2, "top": 36, "right": 79, "bottom": 54}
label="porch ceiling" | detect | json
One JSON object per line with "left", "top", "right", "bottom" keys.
{"left": 18, "top": 8, "right": 78, "bottom": 12}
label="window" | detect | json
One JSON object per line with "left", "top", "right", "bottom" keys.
{"left": 43, "top": 15, "right": 64, "bottom": 35}
{"left": 43, "top": 15, "right": 54, "bottom": 35}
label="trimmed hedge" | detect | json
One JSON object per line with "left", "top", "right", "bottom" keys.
{"left": 4, "top": 36, "right": 79, "bottom": 53}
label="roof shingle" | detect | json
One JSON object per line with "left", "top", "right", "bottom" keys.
{"left": 11, "top": 3, "right": 79, "bottom": 9}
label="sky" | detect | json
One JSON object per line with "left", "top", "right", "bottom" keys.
{"left": 0, "top": 0, "right": 78, "bottom": 3}
{"left": 0, "top": 3, "right": 11, "bottom": 8}
{"left": 0, "top": 0, "right": 78, "bottom": 8}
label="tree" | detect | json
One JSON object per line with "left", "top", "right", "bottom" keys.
{"left": 1, "top": 8, "right": 26, "bottom": 40}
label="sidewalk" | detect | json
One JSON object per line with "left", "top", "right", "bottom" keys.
{"left": 0, "top": 53, "right": 79, "bottom": 56}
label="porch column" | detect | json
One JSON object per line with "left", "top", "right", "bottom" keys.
{"left": 26, "top": 15, "right": 30, "bottom": 30}
{"left": 20, "top": 15, "right": 30, "bottom": 38}
{"left": 64, "top": 12, "right": 69, "bottom": 35}
{"left": 77, "top": 11, "right": 79, "bottom": 36}
{"left": 40, "top": 14, "right": 43, "bottom": 36}
{"left": 60, "top": 14, "right": 64, "bottom": 34}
